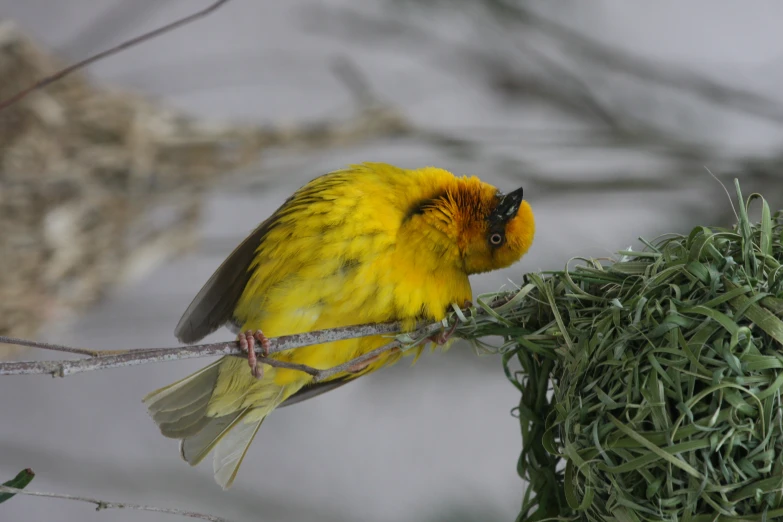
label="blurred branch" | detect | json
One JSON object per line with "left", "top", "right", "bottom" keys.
{"left": 498, "top": 1, "right": 783, "bottom": 123}
{"left": 400, "top": 0, "right": 783, "bottom": 124}
{"left": 0, "top": 486, "right": 231, "bottom": 522}
{"left": 309, "top": 3, "right": 783, "bottom": 172}
{"left": 305, "top": 5, "right": 716, "bottom": 160}
{"left": 0, "top": 320, "right": 449, "bottom": 380}
{"left": 60, "top": 0, "right": 165, "bottom": 58}
{"left": 0, "top": 0, "right": 231, "bottom": 111}
{"left": 331, "top": 56, "right": 378, "bottom": 107}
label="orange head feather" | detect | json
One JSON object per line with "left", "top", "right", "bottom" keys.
{"left": 408, "top": 175, "right": 535, "bottom": 275}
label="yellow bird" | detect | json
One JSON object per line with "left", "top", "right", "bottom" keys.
{"left": 143, "top": 162, "right": 535, "bottom": 488}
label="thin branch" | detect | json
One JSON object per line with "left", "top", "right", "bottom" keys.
{"left": 0, "top": 0, "right": 231, "bottom": 112}
{"left": 3, "top": 322, "right": 407, "bottom": 357}
{"left": 0, "top": 336, "right": 100, "bottom": 357}
{"left": 312, "top": 338, "right": 403, "bottom": 382}
{"left": 0, "top": 320, "right": 447, "bottom": 378}
{"left": 0, "top": 486, "right": 231, "bottom": 522}
{"left": 60, "top": 0, "right": 165, "bottom": 58}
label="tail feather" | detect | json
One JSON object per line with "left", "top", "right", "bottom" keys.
{"left": 213, "top": 412, "right": 267, "bottom": 489}
{"left": 151, "top": 390, "right": 212, "bottom": 426}
{"left": 143, "top": 360, "right": 221, "bottom": 422}
{"left": 143, "top": 357, "right": 298, "bottom": 489}
{"left": 179, "top": 408, "right": 251, "bottom": 466}
{"left": 158, "top": 408, "right": 216, "bottom": 439}
{"left": 211, "top": 384, "right": 287, "bottom": 489}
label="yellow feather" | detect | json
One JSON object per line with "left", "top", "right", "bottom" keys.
{"left": 144, "top": 162, "right": 535, "bottom": 488}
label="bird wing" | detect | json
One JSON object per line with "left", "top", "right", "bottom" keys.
{"left": 174, "top": 213, "right": 281, "bottom": 344}
{"left": 173, "top": 168, "right": 359, "bottom": 344}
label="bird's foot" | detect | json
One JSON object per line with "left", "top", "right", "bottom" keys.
{"left": 429, "top": 320, "right": 459, "bottom": 346}
{"left": 238, "top": 330, "right": 270, "bottom": 379}
{"left": 429, "top": 300, "right": 470, "bottom": 345}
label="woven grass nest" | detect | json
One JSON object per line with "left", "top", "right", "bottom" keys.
{"left": 484, "top": 181, "right": 783, "bottom": 521}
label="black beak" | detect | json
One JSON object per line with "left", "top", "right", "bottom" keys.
{"left": 489, "top": 186, "right": 524, "bottom": 224}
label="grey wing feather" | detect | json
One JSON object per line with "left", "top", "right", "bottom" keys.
{"left": 174, "top": 216, "right": 277, "bottom": 344}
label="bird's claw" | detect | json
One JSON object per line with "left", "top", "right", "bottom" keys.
{"left": 428, "top": 300, "right": 470, "bottom": 344}
{"left": 429, "top": 320, "right": 459, "bottom": 346}
{"left": 238, "top": 330, "right": 270, "bottom": 379}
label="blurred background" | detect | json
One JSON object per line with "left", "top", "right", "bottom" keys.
{"left": 3, "top": 1, "right": 783, "bottom": 521}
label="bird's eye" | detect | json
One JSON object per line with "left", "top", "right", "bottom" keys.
{"left": 489, "top": 233, "right": 504, "bottom": 246}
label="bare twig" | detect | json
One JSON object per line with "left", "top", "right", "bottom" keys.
{"left": 0, "top": 486, "right": 231, "bottom": 522}
{"left": 0, "top": 0, "right": 231, "bottom": 112}
{"left": 61, "top": 0, "right": 165, "bottom": 58}
{"left": 0, "top": 336, "right": 100, "bottom": 357}
{"left": 0, "top": 320, "right": 447, "bottom": 378}
{"left": 312, "top": 338, "right": 403, "bottom": 382}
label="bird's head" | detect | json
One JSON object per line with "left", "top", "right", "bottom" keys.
{"left": 407, "top": 175, "right": 535, "bottom": 275}
{"left": 456, "top": 181, "right": 535, "bottom": 274}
